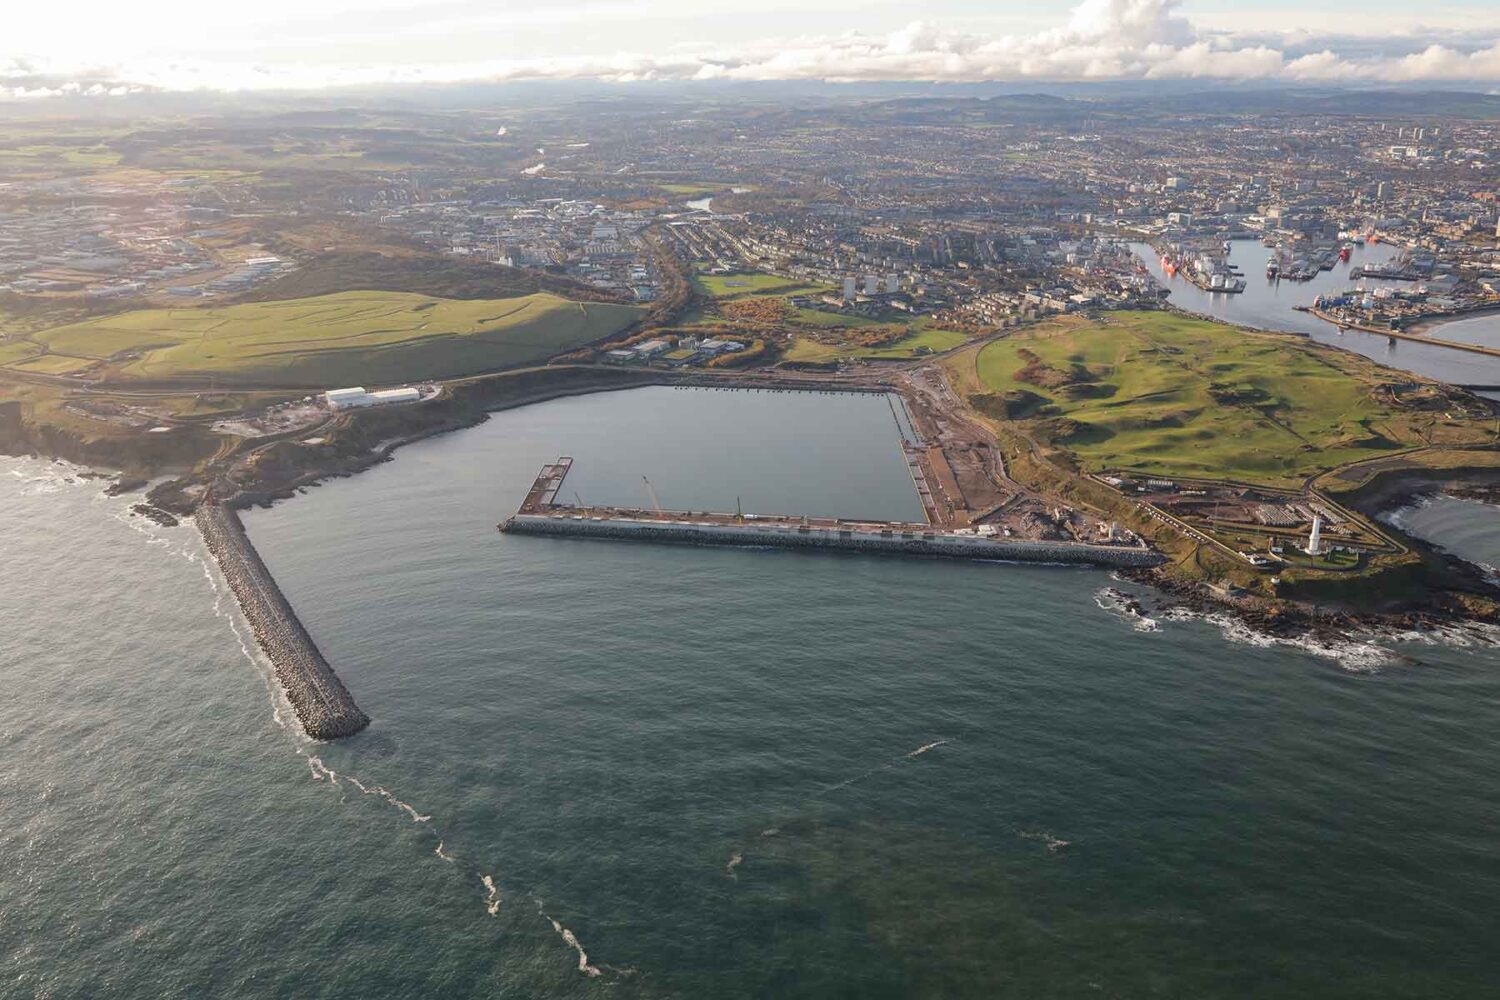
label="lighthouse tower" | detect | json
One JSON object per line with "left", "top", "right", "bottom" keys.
{"left": 1304, "top": 515, "right": 1324, "bottom": 556}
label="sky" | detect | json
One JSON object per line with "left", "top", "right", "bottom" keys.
{"left": 4, "top": 0, "right": 1500, "bottom": 98}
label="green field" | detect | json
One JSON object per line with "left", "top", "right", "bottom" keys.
{"left": 966, "top": 312, "right": 1464, "bottom": 486}
{"left": 692, "top": 270, "right": 829, "bottom": 300}
{"left": 786, "top": 305, "right": 898, "bottom": 329}
{"left": 784, "top": 338, "right": 843, "bottom": 363}
{"left": 786, "top": 328, "right": 967, "bottom": 363}
{"left": 0, "top": 341, "right": 42, "bottom": 366}
{"left": 9, "top": 354, "right": 94, "bottom": 374}
{"left": 857, "top": 328, "right": 968, "bottom": 358}
{"left": 29, "top": 290, "right": 641, "bottom": 386}
{"left": 660, "top": 182, "right": 724, "bottom": 195}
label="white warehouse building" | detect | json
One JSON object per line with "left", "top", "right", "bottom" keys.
{"left": 324, "top": 386, "right": 423, "bottom": 410}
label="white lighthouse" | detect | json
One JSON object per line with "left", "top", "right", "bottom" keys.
{"left": 1304, "top": 515, "right": 1324, "bottom": 556}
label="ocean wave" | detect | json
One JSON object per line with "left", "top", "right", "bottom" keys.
{"left": 196, "top": 545, "right": 296, "bottom": 734}
{"left": 482, "top": 875, "right": 502, "bottom": 915}
{"left": 726, "top": 852, "right": 743, "bottom": 878}
{"left": 1378, "top": 618, "right": 1500, "bottom": 651}
{"left": 906, "top": 739, "right": 948, "bottom": 758}
{"left": 341, "top": 777, "right": 432, "bottom": 822}
{"left": 436, "top": 841, "right": 455, "bottom": 863}
{"left": 1018, "top": 829, "right": 1071, "bottom": 853}
{"left": 826, "top": 736, "right": 954, "bottom": 791}
{"left": 536, "top": 900, "right": 602, "bottom": 977}
{"left": 1094, "top": 586, "right": 1160, "bottom": 632}
{"left": 1157, "top": 607, "right": 1397, "bottom": 673}
{"left": 307, "top": 755, "right": 338, "bottom": 783}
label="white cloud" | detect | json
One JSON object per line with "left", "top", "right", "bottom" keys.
{"left": 3, "top": 0, "right": 1500, "bottom": 98}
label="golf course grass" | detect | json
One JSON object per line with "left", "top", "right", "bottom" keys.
{"left": 965, "top": 311, "right": 1481, "bottom": 486}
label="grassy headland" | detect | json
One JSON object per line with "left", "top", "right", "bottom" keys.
{"left": 943, "top": 311, "right": 1500, "bottom": 605}
{"left": 21, "top": 290, "right": 641, "bottom": 387}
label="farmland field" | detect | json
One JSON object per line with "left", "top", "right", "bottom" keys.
{"left": 8, "top": 354, "right": 94, "bottom": 375}
{"left": 26, "top": 290, "right": 641, "bottom": 386}
{"left": 961, "top": 311, "right": 1483, "bottom": 486}
{"left": 0, "top": 341, "right": 42, "bottom": 366}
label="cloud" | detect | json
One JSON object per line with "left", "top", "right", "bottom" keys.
{"left": 3, "top": 0, "right": 1500, "bottom": 99}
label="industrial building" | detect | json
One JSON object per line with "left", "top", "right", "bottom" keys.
{"left": 323, "top": 386, "right": 423, "bottom": 410}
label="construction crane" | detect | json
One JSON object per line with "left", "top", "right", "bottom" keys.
{"left": 641, "top": 476, "right": 664, "bottom": 515}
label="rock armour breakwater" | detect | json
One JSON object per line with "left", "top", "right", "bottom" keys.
{"left": 196, "top": 505, "right": 370, "bottom": 740}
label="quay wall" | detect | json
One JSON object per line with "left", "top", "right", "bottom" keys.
{"left": 196, "top": 505, "right": 370, "bottom": 740}
{"left": 501, "top": 514, "right": 1165, "bottom": 569}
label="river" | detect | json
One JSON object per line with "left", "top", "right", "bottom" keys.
{"left": 6, "top": 386, "right": 1500, "bottom": 997}
{"left": 1128, "top": 240, "right": 1500, "bottom": 387}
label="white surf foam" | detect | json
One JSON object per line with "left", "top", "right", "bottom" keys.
{"left": 307, "top": 756, "right": 338, "bottom": 784}
{"left": 1019, "top": 829, "right": 1071, "bottom": 853}
{"left": 195, "top": 541, "right": 297, "bottom": 735}
{"left": 482, "top": 875, "right": 502, "bottom": 915}
{"left": 342, "top": 778, "right": 432, "bottom": 822}
{"left": 826, "top": 737, "right": 953, "bottom": 791}
{"left": 535, "top": 900, "right": 602, "bottom": 977}
{"left": 436, "top": 841, "right": 455, "bottom": 863}
{"left": 1159, "top": 606, "right": 1398, "bottom": 673}
{"left": 726, "top": 852, "right": 743, "bottom": 878}
{"left": 1094, "top": 586, "right": 1160, "bottom": 632}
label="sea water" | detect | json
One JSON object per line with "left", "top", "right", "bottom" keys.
{"left": 5, "top": 387, "right": 1500, "bottom": 997}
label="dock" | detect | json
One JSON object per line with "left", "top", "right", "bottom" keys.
{"left": 499, "top": 459, "right": 1164, "bottom": 569}
{"left": 197, "top": 505, "right": 370, "bottom": 740}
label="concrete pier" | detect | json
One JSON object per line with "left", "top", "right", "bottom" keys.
{"left": 196, "top": 505, "right": 370, "bottom": 740}
{"left": 501, "top": 513, "right": 1163, "bottom": 567}
{"left": 500, "top": 460, "right": 1164, "bottom": 570}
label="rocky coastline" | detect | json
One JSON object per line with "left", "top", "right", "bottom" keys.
{"left": 1117, "top": 561, "right": 1500, "bottom": 649}
{"left": 13, "top": 360, "right": 1500, "bottom": 648}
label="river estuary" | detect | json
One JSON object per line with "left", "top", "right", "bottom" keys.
{"left": 6, "top": 385, "right": 1500, "bottom": 997}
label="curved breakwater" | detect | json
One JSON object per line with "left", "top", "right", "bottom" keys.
{"left": 500, "top": 513, "right": 1165, "bottom": 568}
{"left": 196, "top": 505, "right": 370, "bottom": 740}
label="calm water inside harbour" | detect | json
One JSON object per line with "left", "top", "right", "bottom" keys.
{"left": 5, "top": 386, "right": 1500, "bottom": 998}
